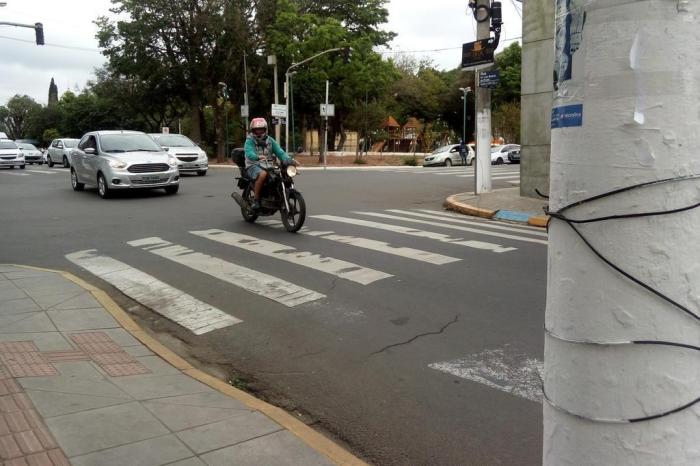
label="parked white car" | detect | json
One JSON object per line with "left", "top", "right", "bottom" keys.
{"left": 149, "top": 133, "right": 208, "bottom": 176}
{"left": 47, "top": 138, "right": 79, "bottom": 168}
{"left": 423, "top": 144, "right": 474, "bottom": 167}
{"left": 17, "top": 143, "right": 43, "bottom": 165}
{"left": 0, "top": 140, "right": 25, "bottom": 169}
{"left": 490, "top": 144, "right": 520, "bottom": 165}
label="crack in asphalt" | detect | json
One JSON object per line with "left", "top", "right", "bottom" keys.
{"left": 369, "top": 314, "right": 460, "bottom": 356}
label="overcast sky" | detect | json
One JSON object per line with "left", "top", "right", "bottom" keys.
{"left": 0, "top": 0, "right": 522, "bottom": 106}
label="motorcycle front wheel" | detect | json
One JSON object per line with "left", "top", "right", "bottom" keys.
{"left": 281, "top": 191, "right": 306, "bottom": 232}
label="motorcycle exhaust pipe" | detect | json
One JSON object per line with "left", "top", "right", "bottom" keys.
{"left": 231, "top": 192, "right": 246, "bottom": 208}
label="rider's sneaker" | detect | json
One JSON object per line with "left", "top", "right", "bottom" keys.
{"left": 251, "top": 199, "right": 261, "bottom": 211}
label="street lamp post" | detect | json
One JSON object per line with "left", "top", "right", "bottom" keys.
{"left": 284, "top": 47, "right": 348, "bottom": 153}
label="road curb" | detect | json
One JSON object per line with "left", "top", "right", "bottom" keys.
{"left": 8, "top": 264, "right": 368, "bottom": 466}
{"left": 444, "top": 194, "right": 549, "bottom": 229}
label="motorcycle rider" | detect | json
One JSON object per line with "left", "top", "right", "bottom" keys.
{"left": 245, "top": 118, "right": 293, "bottom": 210}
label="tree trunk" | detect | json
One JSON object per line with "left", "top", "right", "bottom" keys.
{"left": 337, "top": 123, "right": 347, "bottom": 154}
{"left": 214, "top": 102, "right": 226, "bottom": 164}
{"left": 188, "top": 90, "right": 202, "bottom": 143}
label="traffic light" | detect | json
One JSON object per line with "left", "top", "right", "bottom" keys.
{"left": 34, "top": 23, "right": 44, "bottom": 46}
{"left": 342, "top": 47, "right": 352, "bottom": 64}
{"left": 490, "top": 2, "right": 503, "bottom": 31}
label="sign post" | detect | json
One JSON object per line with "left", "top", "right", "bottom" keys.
{"left": 478, "top": 70, "right": 500, "bottom": 89}
{"left": 320, "top": 81, "right": 334, "bottom": 171}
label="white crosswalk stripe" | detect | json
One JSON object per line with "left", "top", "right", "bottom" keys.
{"left": 351, "top": 212, "right": 548, "bottom": 245}
{"left": 191, "top": 229, "right": 392, "bottom": 285}
{"left": 0, "top": 171, "right": 30, "bottom": 176}
{"left": 26, "top": 169, "right": 57, "bottom": 175}
{"left": 128, "top": 237, "right": 326, "bottom": 307}
{"left": 311, "top": 215, "right": 518, "bottom": 253}
{"left": 420, "top": 209, "right": 545, "bottom": 232}
{"left": 256, "top": 220, "right": 462, "bottom": 265}
{"left": 386, "top": 210, "right": 548, "bottom": 237}
{"left": 65, "top": 249, "right": 241, "bottom": 335}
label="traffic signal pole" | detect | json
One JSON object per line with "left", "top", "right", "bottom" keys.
{"left": 0, "top": 21, "right": 43, "bottom": 45}
{"left": 545, "top": 1, "right": 700, "bottom": 464}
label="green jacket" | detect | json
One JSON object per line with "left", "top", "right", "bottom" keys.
{"left": 244, "top": 135, "right": 291, "bottom": 168}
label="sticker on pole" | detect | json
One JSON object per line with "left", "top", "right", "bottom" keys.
{"left": 551, "top": 104, "right": 583, "bottom": 128}
{"left": 241, "top": 105, "right": 249, "bottom": 118}
{"left": 271, "top": 104, "right": 288, "bottom": 118}
{"left": 320, "top": 104, "right": 335, "bottom": 117}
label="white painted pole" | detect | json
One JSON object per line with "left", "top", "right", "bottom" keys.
{"left": 243, "top": 52, "right": 250, "bottom": 131}
{"left": 474, "top": 0, "right": 492, "bottom": 194}
{"left": 269, "top": 55, "right": 281, "bottom": 143}
{"left": 323, "top": 80, "right": 329, "bottom": 171}
{"left": 545, "top": 1, "right": 700, "bottom": 465}
{"left": 284, "top": 75, "right": 289, "bottom": 153}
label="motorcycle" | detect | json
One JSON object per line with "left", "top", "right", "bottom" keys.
{"left": 230, "top": 148, "right": 306, "bottom": 232}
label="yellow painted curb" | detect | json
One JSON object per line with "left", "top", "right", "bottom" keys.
{"left": 527, "top": 215, "right": 550, "bottom": 228}
{"left": 4, "top": 265, "right": 368, "bottom": 466}
{"left": 444, "top": 195, "right": 496, "bottom": 219}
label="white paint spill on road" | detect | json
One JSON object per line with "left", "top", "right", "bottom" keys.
{"left": 128, "top": 237, "right": 325, "bottom": 307}
{"left": 191, "top": 229, "right": 392, "bottom": 285}
{"left": 311, "top": 215, "right": 517, "bottom": 253}
{"left": 256, "top": 220, "right": 461, "bottom": 265}
{"left": 65, "top": 250, "right": 241, "bottom": 335}
{"left": 429, "top": 348, "right": 543, "bottom": 403}
{"left": 354, "top": 211, "right": 548, "bottom": 246}
{"left": 388, "top": 210, "right": 548, "bottom": 237}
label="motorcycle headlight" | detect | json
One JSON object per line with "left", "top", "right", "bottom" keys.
{"left": 286, "top": 164, "right": 298, "bottom": 178}
{"left": 168, "top": 157, "right": 179, "bottom": 167}
{"left": 109, "top": 160, "right": 127, "bottom": 169}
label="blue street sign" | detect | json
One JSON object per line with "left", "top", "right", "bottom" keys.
{"left": 478, "top": 71, "right": 500, "bottom": 89}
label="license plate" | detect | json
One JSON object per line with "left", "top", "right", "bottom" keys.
{"left": 141, "top": 175, "right": 161, "bottom": 182}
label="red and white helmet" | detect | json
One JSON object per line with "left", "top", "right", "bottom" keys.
{"left": 250, "top": 118, "right": 268, "bottom": 143}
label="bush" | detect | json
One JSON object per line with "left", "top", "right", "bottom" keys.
{"left": 353, "top": 157, "right": 367, "bottom": 165}
{"left": 403, "top": 157, "right": 418, "bottom": 166}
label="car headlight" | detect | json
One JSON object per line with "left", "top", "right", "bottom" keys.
{"left": 198, "top": 151, "right": 207, "bottom": 160}
{"left": 108, "top": 160, "right": 127, "bottom": 169}
{"left": 286, "top": 164, "right": 298, "bottom": 178}
{"left": 168, "top": 157, "right": 179, "bottom": 167}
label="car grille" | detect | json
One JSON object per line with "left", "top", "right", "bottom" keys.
{"left": 131, "top": 178, "right": 170, "bottom": 185}
{"left": 127, "top": 163, "right": 170, "bottom": 173}
{"left": 177, "top": 156, "right": 198, "bottom": 162}
{"left": 1, "top": 156, "right": 15, "bottom": 160}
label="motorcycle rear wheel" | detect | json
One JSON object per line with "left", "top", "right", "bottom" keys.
{"left": 241, "top": 190, "right": 259, "bottom": 223}
{"left": 281, "top": 191, "right": 306, "bottom": 232}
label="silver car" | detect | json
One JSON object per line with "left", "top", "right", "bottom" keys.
{"left": 149, "top": 133, "right": 208, "bottom": 176}
{"left": 17, "top": 143, "right": 43, "bottom": 165}
{"left": 70, "top": 130, "right": 180, "bottom": 199}
{"left": 47, "top": 138, "right": 79, "bottom": 168}
{"left": 423, "top": 144, "right": 474, "bottom": 167}
{"left": 0, "top": 140, "right": 24, "bottom": 169}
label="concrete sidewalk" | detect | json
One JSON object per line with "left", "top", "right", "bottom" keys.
{"left": 445, "top": 187, "right": 550, "bottom": 228}
{"left": 0, "top": 265, "right": 364, "bottom": 466}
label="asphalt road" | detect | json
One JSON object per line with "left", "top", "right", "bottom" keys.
{"left": 0, "top": 163, "right": 546, "bottom": 466}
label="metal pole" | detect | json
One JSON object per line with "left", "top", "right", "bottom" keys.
{"left": 475, "top": 1, "right": 492, "bottom": 194}
{"left": 545, "top": 2, "right": 700, "bottom": 464}
{"left": 323, "top": 80, "right": 329, "bottom": 171}
{"left": 290, "top": 75, "right": 295, "bottom": 154}
{"left": 284, "top": 74, "right": 289, "bottom": 153}
{"left": 273, "top": 61, "right": 280, "bottom": 142}
{"left": 243, "top": 52, "right": 250, "bottom": 130}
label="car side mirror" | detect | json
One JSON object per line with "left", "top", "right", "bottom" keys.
{"left": 84, "top": 148, "right": 96, "bottom": 155}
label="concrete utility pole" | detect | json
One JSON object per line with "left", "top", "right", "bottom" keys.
{"left": 474, "top": 0, "right": 492, "bottom": 194}
{"left": 545, "top": 1, "right": 700, "bottom": 464}
{"left": 268, "top": 55, "right": 281, "bottom": 142}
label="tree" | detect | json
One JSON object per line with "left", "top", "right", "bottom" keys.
{"left": 492, "top": 101, "right": 520, "bottom": 143}
{"left": 96, "top": 0, "right": 251, "bottom": 160}
{"left": 0, "top": 95, "right": 41, "bottom": 139}
{"left": 493, "top": 42, "right": 521, "bottom": 107}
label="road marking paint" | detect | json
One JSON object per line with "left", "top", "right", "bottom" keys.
{"left": 127, "top": 237, "right": 325, "bottom": 307}
{"left": 429, "top": 348, "right": 543, "bottom": 403}
{"left": 352, "top": 212, "right": 548, "bottom": 245}
{"left": 26, "top": 169, "right": 57, "bottom": 175}
{"left": 387, "top": 210, "right": 548, "bottom": 237}
{"left": 65, "top": 250, "right": 241, "bottom": 335}
{"left": 191, "top": 229, "right": 392, "bottom": 285}
{"left": 310, "top": 215, "right": 517, "bottom": 253}
{"left": 417, "top": 209, "right": 545, "bottom": 232}
{"left": 257, "top": 220, "right": 461, "bottom": 265}
{"left": 0, "top": 171, "right": 30, "bottom": 176}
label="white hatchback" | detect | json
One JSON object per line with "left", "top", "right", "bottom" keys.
{"left": 149, "top": 133, "right": 208, "bottom": 176}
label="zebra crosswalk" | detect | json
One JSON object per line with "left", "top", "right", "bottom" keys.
{"left": 381, "top": 165, "right": 521, "bottom": 183}
{"left": 66, "top": 208, "right": 546, "bottom": 336}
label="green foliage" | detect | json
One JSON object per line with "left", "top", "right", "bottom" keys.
{"left": 0, "top": 95, "right": 42, "bottom": 139}
{"left": 492, "top": 101, "right": 521, "bottom": 143}
{"left": 402, "top": 156, "right": 418, "bottom": 166}
{"left": 493, "top": 42, "right": 521, "bottom": 106}
{"left": 41, "top": 128, "right": 60, "bottom": 146}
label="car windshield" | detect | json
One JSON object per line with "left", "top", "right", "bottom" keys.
{"left": 432, "top": 145, "right": 452, "bottom": 154}
{"left": 491, "top": 145, "right": 505, "bottom": 153}
{"left": 0, "top": 141, "right": 17, "bottom": 149}
{"left": 155, "top": 135, "right": 195, "bottom": 148}
{"left": 100, "top": 134, "right": 163, "bottom": 153}
{"left": 18, "top": 143, "right": 37, "bottom": 150}
{"left": 64, "top": 139, "right": 79, "bottom": 148}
